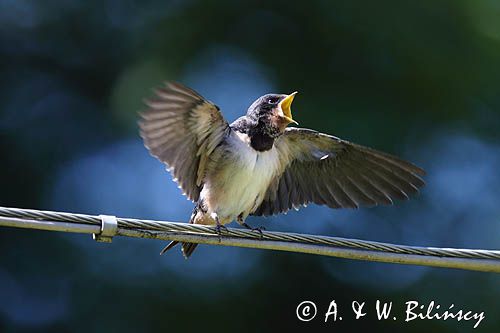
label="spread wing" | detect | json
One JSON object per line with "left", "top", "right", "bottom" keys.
{"left": 253, "top": 127, "right": 425, "bottom": 216}
{"left": 139, "top": 82, "right": 229, "bottom": 202}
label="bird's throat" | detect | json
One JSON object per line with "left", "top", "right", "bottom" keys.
{"left": 249, "top": 131, "right": 275, "bottom": 152}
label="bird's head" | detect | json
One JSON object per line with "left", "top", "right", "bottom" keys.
{"left": 246, "top": 92, "right": 298, "bottom": 136}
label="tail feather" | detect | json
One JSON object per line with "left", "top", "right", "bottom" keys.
{"left": 181, "top": 243, "right": 198, "bottom": 258}
{"left": 160, "top": 241, "right": 198, "bottom": 258}
{"left": 160, "top": 204, "right": 201, "bottom": 258}
{"left": 160, "top": 241, "right": 179, "bottom": 255}
{"left": 160, "top": 203, "right": 201, "bottom": 259}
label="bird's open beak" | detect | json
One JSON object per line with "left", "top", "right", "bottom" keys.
{"left": 279, "top": 92, "right": 298, "bottom": 125}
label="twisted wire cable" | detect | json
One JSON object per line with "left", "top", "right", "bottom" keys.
{"left": 0, "top": 206, "right": 499, "bottom": 273}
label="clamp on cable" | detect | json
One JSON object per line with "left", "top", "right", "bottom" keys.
{"left": 93, "top": 215, "right": 118, "bottom": 243}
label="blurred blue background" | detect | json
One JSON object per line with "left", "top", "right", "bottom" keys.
{"left": 1, "top": 0, "right": 499, "bottom": 331}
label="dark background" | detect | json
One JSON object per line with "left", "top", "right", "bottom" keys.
{"left": 1, "top": 0, "right": 499, "bottom": 332}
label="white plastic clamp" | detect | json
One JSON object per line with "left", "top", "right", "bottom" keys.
{"left": 93, "top": 214, "right": 118, "bottom": 243}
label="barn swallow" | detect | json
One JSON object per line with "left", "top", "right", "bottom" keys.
{"left": 139, "top": 82, "right": 425, "bottom": 258}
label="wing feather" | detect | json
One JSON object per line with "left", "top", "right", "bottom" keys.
{"left": 139, "top": 82, "right": 229, "bottom": 201}
{"left": 252, "top": 127, "right": 425, "bottom": 216}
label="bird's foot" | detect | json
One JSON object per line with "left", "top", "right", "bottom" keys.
{"left": 242, "top": 223, "right": 266, "bottom": 239}
{"left": 215, "top": 223, "right": 228, "bottom": 242}
{"left": 215, "top": 223, "right": 228, "bottom": 234}
{"left": 210, "top": 213, "right": 227, "bottom": 242}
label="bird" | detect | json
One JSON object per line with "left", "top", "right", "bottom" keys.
{"left": 139, "top": 82, "right": 425, "bottom": 258}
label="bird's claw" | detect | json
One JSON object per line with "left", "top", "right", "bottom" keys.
{"left": 242, "top": 223, "right": 266, "bottom": 239}
{"left": 252, "top": 226, "right": 266, "bottom": 239}
{"left": 215, "top": 224, "right": 228, "bottom": 242}
{"left": 215, "top": 224, "right": 228, "bottom": 234}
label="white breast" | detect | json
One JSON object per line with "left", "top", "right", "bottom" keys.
{"left": 200, "top": 131, "right": 281, "bottom": 223}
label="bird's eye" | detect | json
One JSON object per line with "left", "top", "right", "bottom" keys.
{"left": 267, "top": 97, "right": 279, "bottom": 104}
